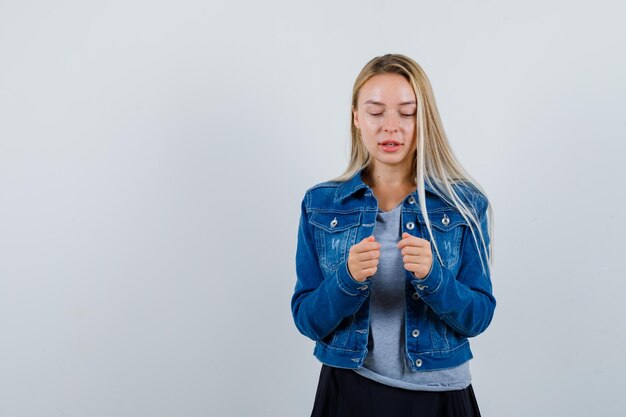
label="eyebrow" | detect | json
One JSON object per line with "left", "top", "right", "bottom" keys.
{"left": 364, "top": 100, "right": 416, "bottom": 106}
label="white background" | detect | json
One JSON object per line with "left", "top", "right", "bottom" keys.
{"left": 1, "top": 1, "right": 625, "bottom": 416}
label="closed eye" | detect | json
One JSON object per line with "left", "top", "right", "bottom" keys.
{"left": 369, "top": 112, "right": 415, "bottom": 117}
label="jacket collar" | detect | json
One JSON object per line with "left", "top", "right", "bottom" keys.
{"left": 336, "top": 167, "right": 436, "bottom": 202}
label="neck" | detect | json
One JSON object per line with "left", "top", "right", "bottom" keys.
{"left": 364, "top": 165, "right": 415, "bottom": 190}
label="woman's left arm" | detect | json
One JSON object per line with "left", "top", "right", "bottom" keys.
{"left": 412, "top": 198, "right": 496, "bottom": 338}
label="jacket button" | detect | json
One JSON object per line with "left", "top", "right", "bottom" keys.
{"left": 415, "top": 359, "right": 423, "bottom": 367}
{"left": 358, "top": 285, "right": 368, "bottom": 291}
{"left": 412, "top": 292, "right": 419, "bottom": 300}
{"left": 408, "top": 196, "right": 416, "bottom": 204}
{"left": 416, "top": 284, "right": 427, "bottom": 290}
{"left": 330, "top": 217, "right": 338, "bottom": 228}
{"left": 441, "top": 214, "right": 450, "bottom": 226}
{"left": 406, "top": 222, "right": 415, "bottom": 230}
{"left": 411, "top": 329, "right": 420, "bottom": 337}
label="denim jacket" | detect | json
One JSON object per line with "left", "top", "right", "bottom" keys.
{"left": 291, "top": 168, "right": 496, "bottom": 371}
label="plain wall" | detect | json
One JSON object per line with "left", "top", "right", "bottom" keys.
{"left": 1, "top": 0, "right": 625, "bottom": 416}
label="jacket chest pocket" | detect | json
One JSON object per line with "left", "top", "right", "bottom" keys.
{"left": 309, "top": 211, "right": 362, "bottom": 271}
{"left": 422, "top": 210, "right": 466, "bottom": 270}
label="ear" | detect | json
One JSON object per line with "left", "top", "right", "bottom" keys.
{"left": 352, "top": 107, "right": 360, "bottom": 130}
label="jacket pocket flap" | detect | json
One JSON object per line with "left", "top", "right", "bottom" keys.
{"left": 309, "top": 211, "right": 362, "bottom": 233}
{"left": 420, "top": 210, "right": 468, "bottom": 232}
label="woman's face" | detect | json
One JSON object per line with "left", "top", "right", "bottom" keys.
{"left": 353, "top": 73, "right": 417, "bottom": 170}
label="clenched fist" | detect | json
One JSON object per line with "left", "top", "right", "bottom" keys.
{"left": 347, "top": 236, "right": 380, "bottom": 282}
{"left": 397, "top": 232, "right": 433, "bottom": 279}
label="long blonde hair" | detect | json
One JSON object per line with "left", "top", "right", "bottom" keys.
{"left": 329, "top": 53, "right": 494, "bottom": 275}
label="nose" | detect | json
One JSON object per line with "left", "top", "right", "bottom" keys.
{"left": 383, "top": 112, "right": 399, "bottom": 133}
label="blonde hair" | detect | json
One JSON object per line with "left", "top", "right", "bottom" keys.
{"left": 329, "top": 53, "right": 494, "bottom": 275}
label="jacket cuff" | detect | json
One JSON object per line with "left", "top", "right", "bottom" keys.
{"left": 336, "top": 259, "right": 372, "bottom": 296}
{"left": 411, "top": 256, "right": 443, "bottom": 295}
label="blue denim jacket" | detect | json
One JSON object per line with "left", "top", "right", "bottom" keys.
{"left": 291, "top": 168, "right": 496, "bottom": 371}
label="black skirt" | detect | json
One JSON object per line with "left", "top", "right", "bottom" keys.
{"left": 310, "top": 365, "right": 482, "bottom": 417}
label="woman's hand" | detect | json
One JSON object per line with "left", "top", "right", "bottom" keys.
{"left": 347, "top": 236, "right": 380, "bottom": 282}
{"left": 398, "top": 232, "right": 433, "bottom": 279}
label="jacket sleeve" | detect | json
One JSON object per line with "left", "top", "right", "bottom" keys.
{"left": 290, "top": 191, "right": 372, "bottom": 342}
{"left": 412, "top": 197, "right": 496, "bottom": 337}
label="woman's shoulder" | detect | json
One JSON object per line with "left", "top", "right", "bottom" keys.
{"left": 453, "top": 181, "right": 487, "bottom": 201}
{"left": 298, "top": 179, "right": 346, "bottom": 211}
{"left": 441, "top": 180, "right": 489, "bottom": 214}
{"left": 305, "top": 179, "right": 344, "bottom": 193}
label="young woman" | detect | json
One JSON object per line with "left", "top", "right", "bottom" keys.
{"left": 291, "top": 53, "right": 496, "bottom": 417}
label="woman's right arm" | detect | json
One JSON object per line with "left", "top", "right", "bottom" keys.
{"left": 290, "top": 191, "right": 372, "bottom": 342}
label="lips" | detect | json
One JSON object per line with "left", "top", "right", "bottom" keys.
{"left": 380, "top": 140, "right": 402, "bottom": 146}
{"left": 379, "top": 140, "right": 402, "bottom": 153}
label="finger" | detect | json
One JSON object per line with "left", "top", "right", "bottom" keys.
{"left": 357, "top": 236, "right": 375, "bottom": 246}
{"left": 399, "top": 245, "right": 432, "bottom": 256}
{"left": 355, "top": 236, "right": 381, "bottom": 253}
{"left": 363, "top": 266, "right": 378, "bottom": 277}
{"left": 397, "top": 235, "right": 430, "bottom": 249}
{"left": 400, "top": 245, "right": 428, "bottom": 256}
{"left": 352, "top": 249, "right": 380, "bottom": 262}
{"left": 355, "top": 244, "right": 380, "bottom": 255}
{"left": 360, "top": 258, "right": 379, "bottom": 268}
{"left": 406, "top": 263, "right": 432, "bottom": 278}
{"left": 402, "top": 254, "right": 428, "bottom": 264}
{"left": 404, "top": 236, "right": 429, "bottom": 247}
